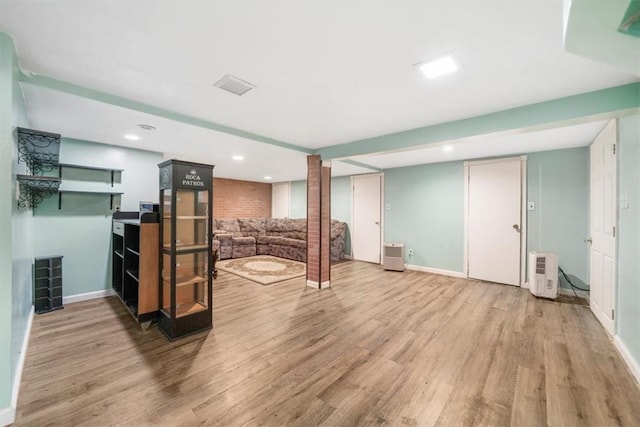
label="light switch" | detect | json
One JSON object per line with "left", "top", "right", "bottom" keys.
{"left": 386, "top": 203, "right": 391, "bottom": 210}
{"left": 527, "top": 201, "right": 535, "bottom": 211}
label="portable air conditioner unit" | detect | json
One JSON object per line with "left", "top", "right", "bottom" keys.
{"left": 383, "top": 243, "right": 405, "bottom": 271}
{"left": 528, "top": 251, "right": 558, "bottom": 299}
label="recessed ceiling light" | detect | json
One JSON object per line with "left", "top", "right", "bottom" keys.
{"left": 124, "top": 134, "right": 141, "bottom": 141}
{"left": 137, "top": 124, "right": 156, "bottom": 131}
{"left": 443, "top": 145, "right": 453, "bottom": 152}
{"left": 232, "top": 155, "right": 244, "bottom": 161}
{"left": 418, "top": 54, "right": 459, "bottom": 79}
{"left": 264, "top": 175, "right": 272, "bottom": 180}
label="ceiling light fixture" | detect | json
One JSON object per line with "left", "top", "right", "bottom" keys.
{"left": 137, "top": 124, "right": 156, "bottom": 131}
{"left": 443, "top": 145, "right": 453, "bottom": 152}
{"left": 417, "top": 53, "right": 459, "bottom": 79}
{"left": 213, "top": 74, "right": 256, "bottom": 96}
{"left": 264, "top": 175, "right": 272, "bottom": 180}
{"left": 124, "top": 134, "right": 141, "bottom": 141}
{"left": 232, "top": 155, "right": 244, "bottom": 161}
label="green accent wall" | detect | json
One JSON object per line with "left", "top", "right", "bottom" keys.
{"left": 33, "top": 138, "right": 163, "bottom": 297}
{"left": 289, "top": 176, "right": 353, "bottom": 256}
{"left": 1, "top": 30, "right": 33, "bottom": 418}
{"left": 289, "top": 180, "right": 307, "bottom": 219}
{"left": 0, "top": 29, "right": 16, "bottom": 414}
{"left": 384, "top": 162, "right": 465, "bottom": 271}
{"left": 527, "top": 147, "right": 590, "bottom": 288}
{"left": 617, "top": 115, "right": 640, "bottom": 373}
{"left": 383, "top": 148, "right": 590, "bottom": 281}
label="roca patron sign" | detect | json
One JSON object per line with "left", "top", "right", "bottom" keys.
{"left": 182, "top": 168, "right": 205, "bottom": 187}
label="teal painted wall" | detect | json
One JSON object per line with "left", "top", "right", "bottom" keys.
{"left": 289, "top": 176, "right": 353, "bottom": 255}
{"left": 32, "top": 139, "right": 163, "bottom": 297}
{"left": 289, "top": 180, "right": 307, "bottom": 218}
{"left": 384, "top": 162, "right": 465, "bottom": 271}
{"left": 383, "top": 148, "right": 589, "bottom": 278}
{"left": 1, "top": 30, "right": 33, "bottom": 418}
{"left": 617, "top": 115, "right": 640, "bottom": 372}
{"left": 527, "top": 147, "right": 590, "bottom": 288}
{"left": 0, "top": 29, "right": 16, "bottom": 413}
{"left": 330, "top": 176, "right": 352, "bottom": 256}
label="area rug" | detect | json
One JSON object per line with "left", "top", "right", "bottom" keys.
{"left": 216, "top": 255, "right": 306, "bottom": 285}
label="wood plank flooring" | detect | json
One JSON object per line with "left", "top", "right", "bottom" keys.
{"left": 14, "top": 261, "right": 640, "bottom": 426}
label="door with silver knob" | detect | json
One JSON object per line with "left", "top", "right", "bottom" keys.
{"left": 467, "top": 157, "right": 523, "bottom": 286}
{"left": 352, "top": 174, "right": 382, "bottom": 264}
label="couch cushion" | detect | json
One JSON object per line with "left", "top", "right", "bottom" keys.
{"left": 214, "top": 219, "right": 242, "bottom": 237}
{"left": 266, "top": 218, "right": 306, "bottom": 240}
{"left": 268, "top": 236, "right": 307, "bottom": 249}
{"left": 232, "top": 236, "right": 256, "bottom": 245}
{"left": 238, "top": 218, "right": 266, "bottom": 237}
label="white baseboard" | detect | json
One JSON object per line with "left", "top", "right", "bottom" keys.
{"left": 614, "top": 335, "right": 640, "bottom": 387}
{"left": 343, "top": 254, "right": 353, "bottom": 260}
{"left": 0, "top": 406, "right": 15, "bottom": 427}
{"left": 63, "top": 289, "right": 115, "bottom": 305}
{"left": 306, "top": 280, "right": 331, "bottom": 289}
{"left": 405, "top": 264, "right": 466, "bottom": 279}
{"left": 1, "top": 305, "right": 34, "bottom": 427}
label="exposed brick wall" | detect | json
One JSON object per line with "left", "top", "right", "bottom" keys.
{"left": 213, "top": 178, "right": 272, "bottom": 219}
{"left": 306, "top": 155, "right": 331, "bottom": 288}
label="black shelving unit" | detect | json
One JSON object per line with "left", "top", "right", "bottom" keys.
{"left": 158, "top": 159, "right": 214, "bottom": 340}
{"left": 113, "top": 210, "right": 160, "bottom": 326}
{"left": 34, "top": 256, "right": 63, "bottom": 314}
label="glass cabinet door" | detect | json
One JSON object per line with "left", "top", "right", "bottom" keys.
{"left": 158, "top": 159, "right": 214, "bottom": 340}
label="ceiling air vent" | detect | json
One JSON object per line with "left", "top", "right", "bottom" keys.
{"left": 213, "top": 74, "right": 256, "bottom": 96}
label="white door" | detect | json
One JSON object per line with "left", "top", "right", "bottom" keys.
{"left": 467, "top": 158, "right": 523, "bottom": 286}
{"left": 272, "top": 182, "right": 290, "bottom": 218}
{"left": 589, "top": 120, "right": 617, "bottom": 335}
{"left": 352, "top": 174, "right": 382, "bottom": 264}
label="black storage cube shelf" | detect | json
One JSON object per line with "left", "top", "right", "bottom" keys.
{"left": 34, "top": 256, "right": 63, "bottom": 314}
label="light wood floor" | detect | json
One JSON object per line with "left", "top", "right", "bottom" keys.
{"left": 15, "top": 261, "right": 640, "bottom": 426}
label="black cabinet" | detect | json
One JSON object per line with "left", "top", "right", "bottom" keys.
{"left": 113, "top": 211, "right": 160, "bottom": 326}
{"left": 158, "top": 160, "right": 214, "bottom": 340}
{"left": 34, "top": 256, "right": 63, "bottom": 314}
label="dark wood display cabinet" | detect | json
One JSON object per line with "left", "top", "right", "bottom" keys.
{"left": 112, "top": 210, "right": 160, "bottom": 327}
{"left": 158, "top": 159, "right": 214, "bottom": 340}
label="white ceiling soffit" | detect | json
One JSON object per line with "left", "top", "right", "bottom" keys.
{"left": 1, "top": 1, "right": 637, "bottom": 149}
{"left": 351, "top": 120, "right": 609, "bottom": 170}
{"left": 20, "top": 84, "right": 372, "bottom": 182}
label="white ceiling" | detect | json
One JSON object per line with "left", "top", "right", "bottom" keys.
{"left": 1, "top": 1, "right": 638, "bottom": 182}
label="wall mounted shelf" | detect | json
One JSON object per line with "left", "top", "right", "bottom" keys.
{"left": 57, "top": 189, "right": 123, "bottom": 209}
{"left": 58, "top": 163, "right": 123, "bottom": 187}
{"left": 16, "top": 174, "right": 61, "bottom": 209}
{"left": 17, "top": 127, "right": 61, "bottom": 175}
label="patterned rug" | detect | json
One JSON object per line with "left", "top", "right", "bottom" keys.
{"left": 216, "top": 255, "right": 306, "bottom": 285}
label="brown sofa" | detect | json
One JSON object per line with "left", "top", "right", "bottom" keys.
{"left": 213, "top": 218, "right": 346, "bottom": 263}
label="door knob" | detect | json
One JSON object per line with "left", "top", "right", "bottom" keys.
{"left": 374, "top": 221, "right": 380, "bottom": 225}
{"left": 585, "top": 237, "right": 593, "bottom": 244}
{"left": 512, "top": 224, "right": 521, "bottom": 233}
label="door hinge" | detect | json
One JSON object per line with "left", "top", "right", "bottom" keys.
{"left": 613, "top": 226, "right": 616, "bottom": 237}
{"left": 612, "top": 309, "right": 615, "bottom": 320}
{"left": 613, "top": 143, "right": 616, "bottom": 155}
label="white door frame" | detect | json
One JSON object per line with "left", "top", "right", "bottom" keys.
{"left": 351, "top": 173, "right": 384, "bottom": 264}
{"left": 464, "top": 156, "right": 528, "bottom": 285}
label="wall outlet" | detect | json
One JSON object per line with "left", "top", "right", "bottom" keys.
{"left": 408, "top": 248, "right": 414, "bottom": 256}
{"left": 527, "top": 201, "right": 535, "bottom": 211}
